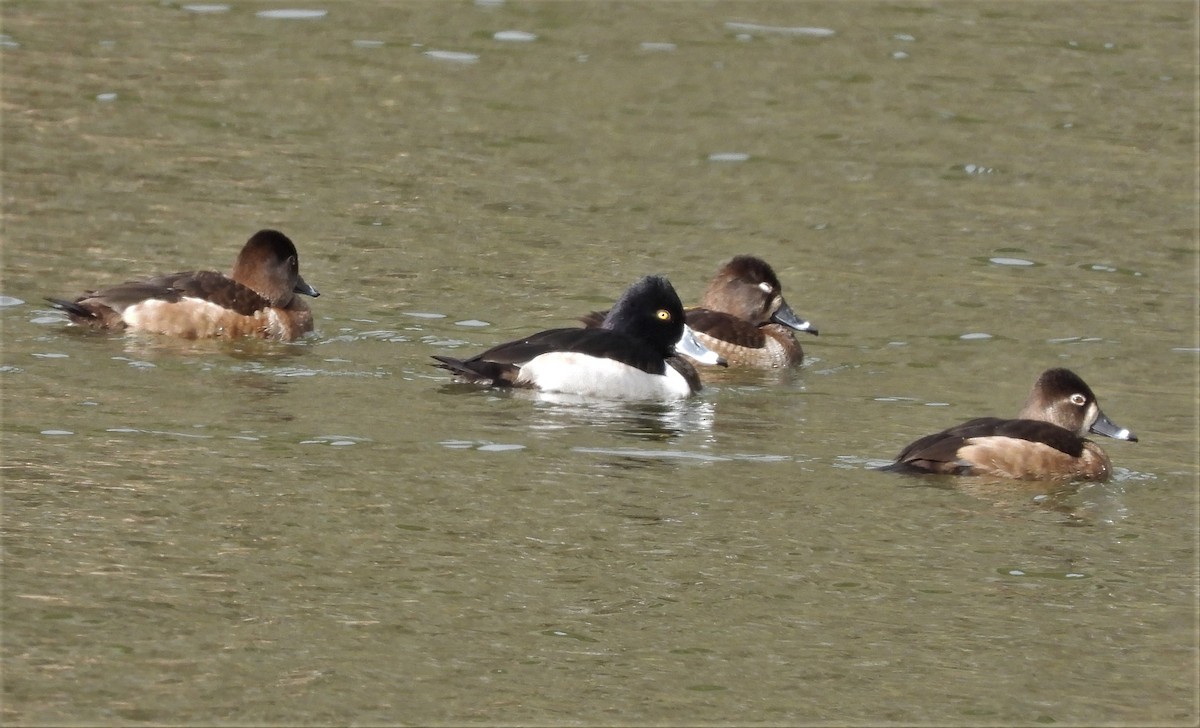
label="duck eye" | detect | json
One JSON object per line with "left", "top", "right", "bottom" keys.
{"left": 1069, "top": 393, "right": 1086, "bottom": 406}
{"left": 656, "top": 309, "right": 672, "bottom": 321}
{"left": 758, "top": 282, "right": 774, "bottom": 295}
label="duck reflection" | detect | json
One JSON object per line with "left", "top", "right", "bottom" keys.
{"left": 903, "top": 474, "right": 1133, "bottom": 526}
{"left": 527, "top": 391, "right": 716, "bottom": 441}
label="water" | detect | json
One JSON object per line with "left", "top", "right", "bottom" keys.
{"left": 2, "top": 2, "right": 1196, "bottom": 724}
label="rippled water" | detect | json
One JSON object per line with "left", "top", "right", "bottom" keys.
{"left": 2, "top": 2, "right": 1196, "bottom": 725}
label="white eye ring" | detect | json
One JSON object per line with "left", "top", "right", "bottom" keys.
{"left": 1069, "top": 393, "right": 1086, "bottom": 406}
{"left": 758, "top": 282, "right": 773, "bottom": 294}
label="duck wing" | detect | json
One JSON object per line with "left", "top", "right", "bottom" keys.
{"left": 886, "top": 417, "right": 1085, "bottom": 474}
{"left": 143, "top": 271, "right": 270, "bottom": 315}
{"left": 51, "top": 271, "right": 269, "bottom": 318}
{"left": 685, "top": 308, "right": 768, "bottom": 349}
{"left": 433, "top": 327, "right": 666, "bottom": 386}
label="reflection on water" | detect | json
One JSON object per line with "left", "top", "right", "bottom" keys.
{"left": 434, "top": 384, "right": 719, "bottom": 440}
{"left": 894, "top": 470, "right": 1142, "bottom": 527}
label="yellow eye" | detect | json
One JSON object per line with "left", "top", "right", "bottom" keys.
{"left": 656, "top": 309, "right": 672, "bottom": 321}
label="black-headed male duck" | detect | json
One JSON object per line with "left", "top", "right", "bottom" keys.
{"left": 583, "top": 255, "right": 817, "bottom": 368}
{"left": 882, "top": 368, "right": 1137, "bottom": 481}
{"left": 433, "top": 275, "right": 726, "bottom": 400}
{"left": 47, "top": 229, "right": 319, "bottom": 341}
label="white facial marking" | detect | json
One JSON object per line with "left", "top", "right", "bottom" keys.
{"left": 758, "top": 281, "right": 773, "bottom": 294}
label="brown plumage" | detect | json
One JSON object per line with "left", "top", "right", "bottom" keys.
{"left": 883, "top": 368, "right": 1138, "bottom": 481}
{"left": 582, "top": 255, "right": 817, "bottom": 368}
{"left": 46, "top": 229, "right": 319, "bottom": 341}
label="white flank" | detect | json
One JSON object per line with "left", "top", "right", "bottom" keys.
{"left": 517, "top": 352, "right": 692, "bottom": 400}
{"left": 124, "top": 298, "right": 216, "bottom": 326}
{"left": 122, "top": 297, "right": 249, "bottom": 337}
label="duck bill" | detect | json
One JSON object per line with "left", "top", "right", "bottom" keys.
{"left": 294, "top": 275, "right": 320, "bottom": 298}
{"left": 771, "top": 300, "right": 817, "bottom": 336}
{"left": 676, "top": 325, "right": 727, "bottom": 367}
{"left": 1090, "top": 410, "right": 1137, "bottom": 441}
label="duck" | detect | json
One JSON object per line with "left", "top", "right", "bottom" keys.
{"left": 882, "top": 368, "right": 1137, "bottom": 481}
{"left": 46, "top": 229, "right": 319, "bottom": 341}
{"left": 582, "top": 255, "right": 816, "bottom": 368}
{"left": 432, "top": 275, "right": 726, "bottom": 400}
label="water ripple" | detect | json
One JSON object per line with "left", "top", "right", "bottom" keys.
{"left": 724, "top": 22, "right": 835, "bottom": 38}
{"left": 256, "top": 9, "right": 328, "bottom": 20}
{"left": 424, "top": 50, "right": 480, "bottom": 64}
{"left": 495, "top": 30, "right": 537, "bottom": 43}
{"left": 572, "top": 447, "right": 790, "bottom": 463}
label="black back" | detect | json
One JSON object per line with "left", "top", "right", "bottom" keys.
{"left": 434, "top": 275, "right": 689, "bottom": 383}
